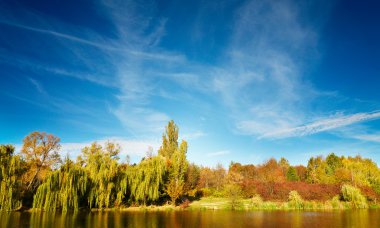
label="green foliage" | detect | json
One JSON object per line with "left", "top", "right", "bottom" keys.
{"left": 329, "top": 195, "right": 345, "bottom": 209}
{"left": 166, "top": 141, "right": 188, "bottom": 204}
{"left": 4, "top": 122, "right": 380, "bottom": 211}
{"left": 224, "top": 184, "right": 243, "bottom": 210}
{"left": 158, "top": 120, "right": 189, "bottom": 205}
{"left": 341, "top": 184, "right": 368, "bottom": 209}
{"left": 158, "top": 120, "right": 178, "bottom": 158}
{"left": 127, "top": 155, "right": 166, "bottom": 204}
{"left": 33, "top": 157, "right": 88, "bottom": 212}
{"left": 0, "top": 145, "right": 25, "bottom": 210}
{"left": 79, "top": 142, "right": 122, "bottom": 208}
{"left": 326, "top": 153, "right": 342, "bottom": 174}
{"left": 286, "top": 167, "right": 299, "bottom": 181}
{"left": 288, "top": 190, "right": 303, "bottom": 209}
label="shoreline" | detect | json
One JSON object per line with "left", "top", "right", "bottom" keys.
{"left": 20, "top": 197, "right": 380, "bottom": 213}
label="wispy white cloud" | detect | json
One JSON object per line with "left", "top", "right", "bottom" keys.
{"left": 27, "top": 77, "right": 46, "bottom": 95}
{"left": 3, "top": 0, "right": 376, "bottom": 147}
{"left": 258, "top": 111, "right": 380, "bottom": 139}
{"left": 206, "top": 150, "right": 230, "bottom": 157}
{"left": 0, "top": 20, "right": 184, "bottom": 63}
{"left": 352, "top": 134, "right": 380, "bottom": 143}
{"left": 181, "top": 131, "right": 206, "bottom": 141}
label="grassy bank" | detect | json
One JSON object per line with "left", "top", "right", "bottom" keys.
{"left": 188, "top": 196, "right": 380, "bottom": 211}
{"left": 27, "top": 196, "right": 380, "bottom": 212}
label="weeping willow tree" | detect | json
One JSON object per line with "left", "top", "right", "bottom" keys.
{"left": 33, "top": 157, "right": 88, "bottom": 212}
{"left": 0, "top": 145, "right": 25, "bottom": 211}
{"left": 126, "top": 155, "right": 166, "bottom": 205}
{"left": 79, "top": 142, "right": 122, "bottom": 209}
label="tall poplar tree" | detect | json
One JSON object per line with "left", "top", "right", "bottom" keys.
{"left": 158, "top": 120, "right": 178, "bottom": 158}
{"left": 159, "top": 120, "right": 189, "bottom": 205}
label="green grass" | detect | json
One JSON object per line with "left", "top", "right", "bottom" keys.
{"left": 188, "top": 197, "right": 377, "bottom": 211}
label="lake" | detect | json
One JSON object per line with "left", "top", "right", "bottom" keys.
{"left": 1, "top": 210, "right": 379, "bottom": 227}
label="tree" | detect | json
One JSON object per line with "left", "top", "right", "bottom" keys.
{"left": 326, "top": 153, "right": 342, "bottom": 174}
{"left": 288, "top": 191, "right": 303, "bottom": 209}
{"left": 127, "top": 155, "right": 166, "bottom": 205}
{"left": 33, "top": 157, "right": 88, "bottom": 212}
{"left": 257, "top": 158, "right": 284, "bottom": 195}
{"left": 279, "top": 157, "right": 290, "bottom": 177}
{"left": 79, "top": 142, "right": 121, "bottom": 208}
{"left": 158, "top": 120, "right": 178, "bottom": 158}
{"left": 21, "top": 132, "right": 61, "bottom": 192}
{"left": 341, "top": 184, "right": 368, "bottom": 208}
{"left": 166, "top": 140, "right": 188, "bottom": 205}
{"left": 224, "top": 184, "right": 243, "bottom": 210}
{"left": 157, "top": 120, "right": 189, "bottom": 205}
{"left": 294, "top": 165, "right": 307, "bottom": 181}
{"left": 198, "top": 167, "right": 214, "bottom": 189}
{"left": 0, "top": 145, "right": 26, "bottom": 210}
{"left": 286, "top": 167, "right": 299, "bottom": 181}
{"left": 306, "top": 156, "right": 332, "bottom": 183}
{"left": 214, "top": 163, "right": 226, "bottom": 192}
{"left": 184, "top": 163, "right": 200, "bottom": 196}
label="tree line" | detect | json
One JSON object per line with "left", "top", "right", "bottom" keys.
{"left": 1, "top": 120, "right": 380, "bottom": 211}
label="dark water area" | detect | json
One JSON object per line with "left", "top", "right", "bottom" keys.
{"left": 1, "top": 210, "right": 379, "bottom": 228}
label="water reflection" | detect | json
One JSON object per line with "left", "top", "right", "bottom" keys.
{"left": 0, "top": 209, "right": 379, "bottom": 227}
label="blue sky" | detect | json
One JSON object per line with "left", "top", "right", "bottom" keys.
{"left": 1, "top": 0, "right": 380, "bottom": 167}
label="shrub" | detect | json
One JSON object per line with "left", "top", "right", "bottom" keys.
{"left": 288, "top": 191, "right": 303, "bottom": 209}
{"left": 341, "top": 185, "right": 368, "bottom": 209}
{"left": 224, "top": 184, "right": 243, "bottom": 210}
{"left": 251, "top": 194, "right": 263, "bottom": 207}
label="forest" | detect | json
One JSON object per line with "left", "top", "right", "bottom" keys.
{"left": 1, "top": 120, "right": 380, "bottom": 211}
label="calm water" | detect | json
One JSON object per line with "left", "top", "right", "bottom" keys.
{"left": 1, "top": 210, "right": 379, "bottom": 228}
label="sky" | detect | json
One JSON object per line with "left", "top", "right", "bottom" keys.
{"left": 0, "top": 0, "right": 380, "bottom": 167}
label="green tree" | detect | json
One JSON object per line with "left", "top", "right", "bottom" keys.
{"left": 0, "top": 145, "right": 26, "bottom": 210}
{"left": 341, "top": 184, "right": 368, "bottom": 209}
{"left": 286, "top": 167, "right": 299, "bottom": 181}
{"left": 288, "top": 190, "right": 303, "bottom": 209}
{"left": 79, "top": 142, "right": 121, "bottom": 208}
{"left": 224, "top": 184, "right": 243, "bottom": 210}
{"left": 33, "top": 157, "right": 88, "bottom": 212}
{"left": 158, "top": 120, "right": 179, "bottom": 158}
{"left": 326, "top": 153, "right": 342, "bottom": 175}
{"left": 158, "top": 120, "right": 189, "bottom": 205}
{"left": 166, "top": 140, "right": 188, "bottom": 205}
{"left": 127, "top": 155, "right": 166, "bottom": 205}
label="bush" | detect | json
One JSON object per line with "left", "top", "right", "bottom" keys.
{"left": 252, "top": 181, "right": 340, "bottom": 201}
{"left": 341, "top": 185, "right": 368, "bottom": 209}
{"left": 251, "top": 194, "right": 263, "bottom": 207}
{"left": 224, "top": 184, "right": 243, "bottom": 210}
{"left": 330, "top": 195, "right": 344, "bottom": 209}
{"left": 288, "top": 191, "right": 303, "bottom": 209}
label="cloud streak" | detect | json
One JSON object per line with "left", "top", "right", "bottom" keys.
{"left": 259, "top": 111, "right": 380, "bottom": 139}
{"left": 206, "top": 150, "right": 230, "bottom": 157}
